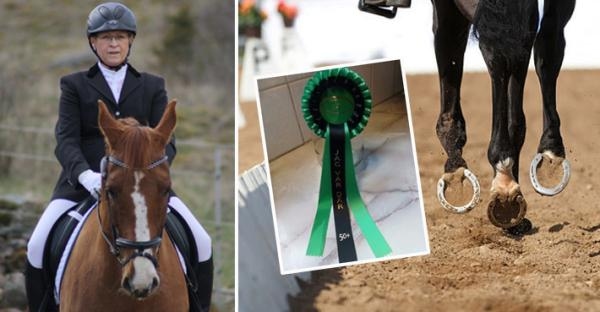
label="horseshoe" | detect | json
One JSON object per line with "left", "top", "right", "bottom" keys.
{"left": 529, "top": 152, "right": 571, "bottom": 196}
{"left": 437, "top": 168, "right": 481, "bottom": 214}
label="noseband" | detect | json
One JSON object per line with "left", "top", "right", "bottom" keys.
{"left": 98, "top": 155, "right": 169, "bottom": 267}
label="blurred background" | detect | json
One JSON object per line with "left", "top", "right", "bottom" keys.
{"left": 241, "top": 0, "right": 599, "bottom": 75}
{"left": 0, "top": 1, "right": 234, "bottom": 311}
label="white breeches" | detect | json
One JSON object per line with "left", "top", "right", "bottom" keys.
{"left": 27, "top": 196, "right": 212, "bottom": 268}
{"left": 168, "top": 196, "right": 213, "bottom": 262}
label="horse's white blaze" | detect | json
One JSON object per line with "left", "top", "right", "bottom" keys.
{"left": 131, "top": 171, "right": 150, "bottom": 241}
{"left": 130, "top": 257, "right": 159, "bottom": 290}
{"left": 130, "top": 171, "right": 158, "bottom": 290}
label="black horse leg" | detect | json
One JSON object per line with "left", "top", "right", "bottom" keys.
{"left": 432, "top": 0, "right": 481, "bottom": 213}
{"left": 534, "top": 0, "right": 574, "bottom": 157}
{"left": 433, "top": 0, "right": 470, "bottom": 173}
{"left": 500, "top": 42, "right": 536, "bottom": 234}
{"left": 475, "top": 0, "right": 538, "bottom": 229}
{"left": 529, "top": 0, "right": 575, "bottom": 196}
{"left": 507, "top": 4, "right": 538, "bottom": 182}
{"left": 485, "top": 58, "right": 530, "bottom": 229}
{"left": 506, "top": 64, "right": 530, "bottom": 181}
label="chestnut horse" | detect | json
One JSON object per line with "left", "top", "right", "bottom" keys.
{"left": 59, "top": 100, "right": 188, "bottom": 311}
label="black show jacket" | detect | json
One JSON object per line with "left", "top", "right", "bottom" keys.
{"left": 52, "top": 63, "right": 176, "bottom": 201}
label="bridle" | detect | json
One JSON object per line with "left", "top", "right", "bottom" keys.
{"left": 98, "top": 154, "right": 169, "bottom": 267}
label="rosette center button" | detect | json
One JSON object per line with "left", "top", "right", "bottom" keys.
{"left": 319, "top": 87, "right": 355, "bottom": 125}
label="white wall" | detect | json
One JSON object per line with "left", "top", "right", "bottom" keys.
{"left": 259, "top": 0, "right": 599, "bottom": 73}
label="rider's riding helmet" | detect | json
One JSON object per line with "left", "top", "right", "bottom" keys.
{"left": 87, "top": 2, "right": 136, "bottom": 69}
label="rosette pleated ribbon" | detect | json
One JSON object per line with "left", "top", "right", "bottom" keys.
{"left": 302, "top": 68, "right": 392, "bottom": 263}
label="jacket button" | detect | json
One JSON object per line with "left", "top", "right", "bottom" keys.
{"left": 116, "top": 111, "right": 121, "bottom": 117}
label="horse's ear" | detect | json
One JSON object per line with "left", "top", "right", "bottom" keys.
{"left": 154, "top": 100, "right": 177, "bottom": 145}
{"left": 97, "top": 100, "right": 124, "bottom": 150}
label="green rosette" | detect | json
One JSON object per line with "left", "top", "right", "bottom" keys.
{"left": 302, "top": 68, "right": 391, "bottom": 261}
{"left": 301, "top": 68, "right": 372, "bottom": 138}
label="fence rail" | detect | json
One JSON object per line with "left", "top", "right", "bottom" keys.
{"left": 0, "top": 150, "right": 54, "bottom": 162}
{"left": 0, "top": 124, "right": 54, "bottom": 134}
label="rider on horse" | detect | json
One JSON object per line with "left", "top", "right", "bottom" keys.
{"left": 25, "top": 3, "right": 213, "bottom": 311}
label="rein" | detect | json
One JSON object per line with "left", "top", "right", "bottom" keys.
{"left": 98, "top": 155, "right": 169, "bottom": 267}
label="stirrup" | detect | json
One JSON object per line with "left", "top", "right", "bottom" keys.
{"left": 358, "top": 0, "right": 411, "bottom": 18}
{"left": 529, "top": 152, "right": 570, "bottom": 196}
{"left": 364, "top": 0, "right": 412, "bottom": 7}
{"left": 437, "top": 169, "right": 481, "bottom": 214}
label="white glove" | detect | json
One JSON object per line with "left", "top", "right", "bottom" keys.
{"left": 78, "top": 169, "right": 102, "bottom": 199}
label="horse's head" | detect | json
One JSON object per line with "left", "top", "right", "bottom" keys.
{"left": 97, "top": 99, "right": 176, "bottom": 299}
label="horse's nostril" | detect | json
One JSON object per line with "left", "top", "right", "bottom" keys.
{"left": 122, "top": 276, "right": 132, "bottom": 291}
{"left": 133, "top": 288, "right": 149, "bottom": 299}
{"left": 152, "top": 277, "right": 159, "bottom": 289}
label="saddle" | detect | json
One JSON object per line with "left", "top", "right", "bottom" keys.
{"left": 43, "top": 196, "right": 198, "bottom": 303}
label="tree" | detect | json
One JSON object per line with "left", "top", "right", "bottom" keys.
{"left": 154, "top": 4, "right": 196, "bottom": 85}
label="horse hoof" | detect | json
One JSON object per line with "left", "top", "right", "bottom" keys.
{"left": 437, "top": 168, "right": 481, "bottom": 214}
{"left": 487, "top": 192, "right": 527, "bottom": 228}
{"left": 504, "top": 218, "right": 533, "bottom": 236}
{"left": 529, "top": 152, "right": 570, "bottom": 196}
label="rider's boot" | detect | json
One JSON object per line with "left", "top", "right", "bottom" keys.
{"left": 25, "top": 260, "right": 57, "bottom": 312}
{"left": 189, "top": 255, "right": 214, "bottom": 312}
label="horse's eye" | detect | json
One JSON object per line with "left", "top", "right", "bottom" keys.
{"left": 106, "top": 188, "right": 118, "bottom": 201}
{"left": 163, "top": 186, "right": 171, "bottom": 197}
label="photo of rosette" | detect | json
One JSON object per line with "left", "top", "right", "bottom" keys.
{"left": 255, "top": 59, "right": 429, "bottom": 273}
{"left": 302, "top": 68, "right": 392, "bottom": 262}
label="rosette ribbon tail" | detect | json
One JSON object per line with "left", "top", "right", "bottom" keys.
{"left": 306, "top": 123, "right": 391, "bottom": 261}
{"left": 343, "top": 123, "right": 392, "bottom": 258}
{"left": 305, "top": 126, "right": 334, "bottom": 257}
